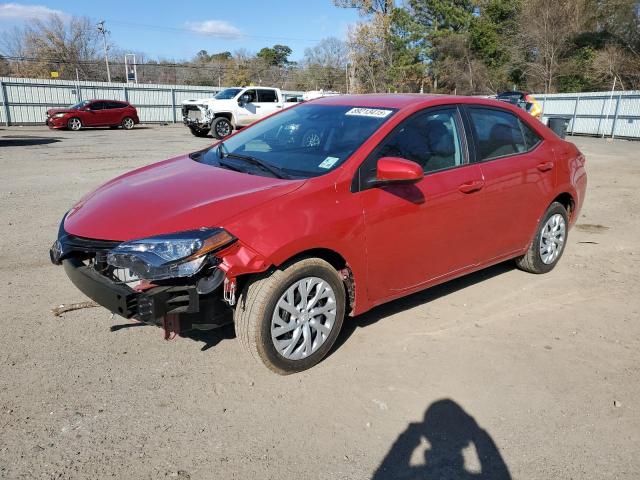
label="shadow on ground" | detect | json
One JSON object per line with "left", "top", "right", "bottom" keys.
{"left": 108, "top": 261, "right": 514, "bottom": 354}
{"left": 0, "top": 136, "right": 62, "bottom": 146}
{"left": 373, "top": 399, "right": 512, "bottom": 480}
{"left": 333, "top": 261, "right": 515, "bottom": 353}
{"left": 110, "top": 320, "right": 236, "bottom": 352}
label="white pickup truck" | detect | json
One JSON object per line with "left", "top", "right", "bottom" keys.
{"left": 181, "top": 86, "right": 297, "bottom": 139}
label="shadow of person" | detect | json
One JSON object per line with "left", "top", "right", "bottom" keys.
{"left": 373, "top": 399, "right": 511, "bottom": 480}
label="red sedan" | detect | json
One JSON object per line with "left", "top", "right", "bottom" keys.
{"left": 46, "top": 99, "right": 139, "bottom": 130}
{"left": 50, "top": 94, "right": 587, "bottom": 374}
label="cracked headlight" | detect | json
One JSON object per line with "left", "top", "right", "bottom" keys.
{"left": 106, "top": 228, "right": 235, "bottom": 281}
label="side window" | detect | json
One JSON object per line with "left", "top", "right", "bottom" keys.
{"left": 243, "top": 89, "right": 257, "bottom": 103}
{"left": 258, "top": 89, "right": 278, "bottom": 102}
{"left": 375, "top": 108, "right": 464, "bottom": 174}
{"left": 468, "top": 108, "right": 526, "bottom": 161}
{"left": 89, "top": 102, "right": 104, "bottom": 110}
{"left": 520, "top": 120, "right": 542, "bottom": 150}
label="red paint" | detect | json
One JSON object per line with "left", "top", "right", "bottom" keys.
{"left": 64, "top": 94, "right": 587, "bottom": 317}
{"left": 46, "top": 99, "right": 139, "bottom": 129}
{"left": 376, "top": 157, "right": 424, "bottom": 183}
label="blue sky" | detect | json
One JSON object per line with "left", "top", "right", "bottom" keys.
{"left": 0, "top": 1, "right": 361, "bottom": 60}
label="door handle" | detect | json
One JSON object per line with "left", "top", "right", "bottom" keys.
{"left": 537, "top": 161, "right": 554, "bottom": 172}
{"left": 458, "top": 180, "right": 484, "bottom": 194}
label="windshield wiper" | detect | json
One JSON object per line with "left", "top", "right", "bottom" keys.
{"left": 217, "top": 143, "right": 287, "bottom": 179}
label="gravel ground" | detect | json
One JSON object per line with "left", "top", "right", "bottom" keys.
{"left": 0, "top": 125, "right": 639, "bottom": 479}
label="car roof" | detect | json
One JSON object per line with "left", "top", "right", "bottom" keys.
{"left": 310, "top": 93, "right": 528, "bottom": 114}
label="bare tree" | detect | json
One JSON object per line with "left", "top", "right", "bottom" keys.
{"left": 1, "top": 14, "right": 103, "bottom": 80}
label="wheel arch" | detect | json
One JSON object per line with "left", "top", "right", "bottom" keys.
{"left": 273, "top": 247, "right": 356, "bottom": 316}
{"left": 551, "top": 191, "right": 576, "bottom": 222}
{"left": 213, "top": 111, "right": 235, "bottom": 126}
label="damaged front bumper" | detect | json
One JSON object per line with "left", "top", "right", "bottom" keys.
{"left": 50, "top": 230, "right": 233, "bottom": 333}
{"left": 181, "top": 104, "right": 212, "bottom": 129}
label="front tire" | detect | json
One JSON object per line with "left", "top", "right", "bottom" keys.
{"left": 515, "top": 202, "right": 569, "bottom": 274}
{"left": 210, "top": 117, "right": 233, "bottom": 139}
{"left": 189, "top": 126, "right": 209, "bottom": 137}
{"left": 234, "top": 258, "right": 346, "bottom": 374}
{"left": 67, "top": 117, "right": 82, "bottom": 131}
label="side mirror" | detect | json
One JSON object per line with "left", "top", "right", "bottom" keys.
{"left": 374, "top": 157, "right": 423, "bottom": 185}
{"left": 239, "top": 94, "right": 252, "bottom": 105}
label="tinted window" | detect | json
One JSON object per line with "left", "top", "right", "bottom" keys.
{"left": 520, "top": 120, "right": 542, "bottom": 150}
{"left": 258, "top": 89, "right": 278, "bottom": 102}
{"left": 375, "top": 108, "right": 464, "bottom": 174}
{"left": 214, "top": 88, "right": 242, "bottom": 100}
{"left": 469, "top": 108, "right": 526, "bottom": 161}
{"left": 89, "top": 102, "right": 105, "bottom": 110}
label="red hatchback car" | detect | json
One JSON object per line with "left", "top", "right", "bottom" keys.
{"left": 50, "top": 94, "right": 587, "bottom": 373}
{"left": 46, "top": 99, "right": 139, "bottom": 131}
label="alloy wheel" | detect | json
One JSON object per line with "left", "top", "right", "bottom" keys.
{"left": 539, "top": 213, "right": 566, "bottom": 264}
{"left": 216, "top": 120, "right": 231, "bottom": 137}
{"left": 271, "top": 276, "right": 337, "bottom": 360}
{"left": 122, "top": 117, "right": 134, "bottom": 129}
{"left": 68, "top": 118, "right": 81, "bottom": 131}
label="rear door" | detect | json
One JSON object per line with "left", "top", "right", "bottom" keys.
{"left": 357, "top": 106, "right": 486, "bottom": 302}
{"left": 464, "top": 106, "right": 556, "bottom": 262}
{"left": 107, "top": 101, "right": 127, "bottom": 125}
{"left": 256, "top": 89, "right": 282, "bottom": 117}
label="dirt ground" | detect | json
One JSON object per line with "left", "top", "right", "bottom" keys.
{"left": 0, "top": 125, "right": 638, "bottom": 479}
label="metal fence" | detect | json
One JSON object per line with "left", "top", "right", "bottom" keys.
{"left": 2, "top": 77, "right": 639, "bottom": 139}
{"left": 536, "top": 90, "right": 640, "bottom": 139}
{"left": 0, "top": 76, "right": 303, "bottom": 126}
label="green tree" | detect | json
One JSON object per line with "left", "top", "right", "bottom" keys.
{"left": 256, "top": 45, "right": 293, "bottom": 67}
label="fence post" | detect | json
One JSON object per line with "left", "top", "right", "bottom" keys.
{"left": 0, "top": 81, "right": 10, "bottom": 126}
{"left": 123, "top": 86, "right": 129, "bottom": 102}
{"left": 611, "top": 94, "right": 622, "bottom": 139}
{"left": 171, "top": 88, "right": 177, "bottom": 123}
{"left": 570, "top": 95, "right": 580, "bottom": 135}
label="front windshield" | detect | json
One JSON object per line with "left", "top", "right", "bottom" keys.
{"left": 214, "top": 88, "right": 242, "bottom": 100}
{"left": 68, "top": 100, "right": 90, "bottom": 109}
{"left": 198, "top": 104, "right": 397, "bottom": 179}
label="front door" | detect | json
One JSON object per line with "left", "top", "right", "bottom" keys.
{"left": 82, "top": 101, "right": 105, "bottom": 126}
{"left": 357, "top": 107, "right": 486, "bottom": 303}
{"left": 235, "top": 89, "right": 257, "bottom": 126}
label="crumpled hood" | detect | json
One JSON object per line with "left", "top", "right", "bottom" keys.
{"left": 64, "top": 154, "right": 304, "bottom": 241}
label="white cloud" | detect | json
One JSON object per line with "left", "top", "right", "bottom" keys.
{"left": 185, "top": 19, "right": 243, "bottom": 39}
{"left": 0, "top": 3, "right": 67, "bottom": 20}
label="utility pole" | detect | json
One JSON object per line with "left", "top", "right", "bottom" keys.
{"left": 97, "top": 21, "right": 111, "bottom": 82}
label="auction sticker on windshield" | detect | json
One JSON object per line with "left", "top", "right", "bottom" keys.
{"left": 319, "top": 156, "right": 340, "bottom": 169}
{"left": 345, "top": 107, "right": 393, "bottom": 118}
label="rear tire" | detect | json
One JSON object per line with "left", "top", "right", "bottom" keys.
{"left": 189, "top": 126, "right": 209, "bottom": 137}
{"left": 121, "top": 117, "right": 135, "bottom": 130}
{"left": 515, "top": 202, "right": 569, "bottom": 274}
{"left": 67, "top": 117, "right": 82, "bottom": 131}
{"left": 234, "top": 258, "right": 346, "bottom": 374}
{"left": 211, "top": 117, "right": 233, "bottom": 139}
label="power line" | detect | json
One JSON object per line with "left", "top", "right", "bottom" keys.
{"left": 103, "top": 18, "right": 323, "bottom": 44}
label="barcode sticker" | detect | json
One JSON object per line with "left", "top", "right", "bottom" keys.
{"left": 345, "top": 108, "right": 393, "bottom": 118}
